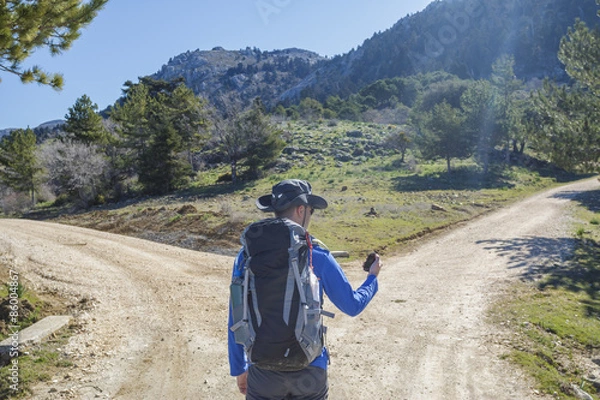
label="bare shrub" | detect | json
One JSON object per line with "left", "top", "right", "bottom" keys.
{"left": 405, "top": 155, "right": 419, "bottom": 173}
{"left": 39, "top": 139, "right": 108, "bottom": 208}
{"left": 219, "top": 198, "right": 232, "bottom": 215}
{"left": 229, "top": 211, "right": 247, "bottom": 225}
{"left": 0, "top": 186, "right": 30, "bottom": 215}
{"left": 36, "top": 184, "right": 57, "bottom": 204}
{"left": 218, "top": 198, "right": 246, "bottom": 225}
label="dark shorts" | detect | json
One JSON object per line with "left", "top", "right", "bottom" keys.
{"left": 246, "top": 365, "right": 328, "bottom": 400}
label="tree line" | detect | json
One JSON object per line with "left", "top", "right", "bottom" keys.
{"left": 0, "top": 77, "right": 284, "bottom": 211}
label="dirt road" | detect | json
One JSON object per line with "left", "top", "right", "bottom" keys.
{"left": 0, "top": 178, "right": 597, "bottom": 399}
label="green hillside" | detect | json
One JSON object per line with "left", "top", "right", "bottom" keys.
{"left": 285, "top": 0, "right": 600, "bottom": 102}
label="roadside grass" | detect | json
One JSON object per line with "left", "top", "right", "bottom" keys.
{"left": 490, "top": 189, "right": 600, "bottom": 400}
{"left": 0, "top": 282, "right": 42, "bottom": 339}
{"left": 0, "top": 330, "right": 73, "bottom": 399}
{"left": 0, "top": 255, "right": 46, "bottom": 341}
{"left": 251, "top": 156, "right": 568, "bottom": 259}
{"left": 66, "top": 156, "right": 567, "bottom": 260}
{"left": 0, "top": 255, "right": 74, "bottom": 398}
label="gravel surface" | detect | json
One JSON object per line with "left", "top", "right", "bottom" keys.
{"left": 0, "top": 177, "right": 597, "bottom": 399}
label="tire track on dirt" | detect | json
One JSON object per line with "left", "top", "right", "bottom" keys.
{"left": 0, "top": 221, "right": 239, "bottom": 399}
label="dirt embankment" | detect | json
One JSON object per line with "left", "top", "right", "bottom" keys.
{"left": 50, "top": 204, "right": 245, "bottom": 257}
{"left": 0, "top": 178, "right": 597, "bottom": 399}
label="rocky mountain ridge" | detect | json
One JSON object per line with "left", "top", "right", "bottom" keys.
{"left": 0, "top": 120, "right": 65, "bottom": 139}
{"left": 36, "top": 120, "right": 66, "bottom": 141}
{"left": 151, "top": 46, "right": 326, "bottom": 112}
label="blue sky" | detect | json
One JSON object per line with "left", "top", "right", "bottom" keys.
{"left": 0, "top": 0, "right": 432, "bottom": 129}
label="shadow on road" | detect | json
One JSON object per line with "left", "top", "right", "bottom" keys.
{"left": 476, "top": 236, "right": 577, "bottom": 280}
{"left": 477, "top": 236, "right": 600, "bottom": 317}
{"left": 552, "top": 189, "right": 600, "bottom": 213}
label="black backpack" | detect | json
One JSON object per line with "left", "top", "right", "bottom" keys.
{"left": 230, "top": 218, "right": 333, "bottom": 371}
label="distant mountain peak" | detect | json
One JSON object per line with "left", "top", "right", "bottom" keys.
{"left": 0, "top": 120, "right": 65, "bottom": 140}
{"left": 152, "top": 47, "right": 326, "bottom": 112}
{"left": 147, "top": 0, "right": 598, "bottom": 111}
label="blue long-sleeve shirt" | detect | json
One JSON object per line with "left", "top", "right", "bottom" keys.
{"left": 227, "top": 242, "right": 379, "bottom": 376}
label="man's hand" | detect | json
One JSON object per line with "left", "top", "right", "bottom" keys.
{"left": 368, "top": 254, "right": 383, "bottom": 277}
{"left": 236, "top": 371, "right": 248, "bottom": 395}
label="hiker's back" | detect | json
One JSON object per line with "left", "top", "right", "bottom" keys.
{"left": 231, "top": 218, "right": 325, "bottom": 371}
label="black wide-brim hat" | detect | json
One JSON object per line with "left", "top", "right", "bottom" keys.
{"left": 257, "top": 179, "right": 328, "bottom": 212}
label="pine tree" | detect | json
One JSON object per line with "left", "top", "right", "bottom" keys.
{"left": 162, "top": 84, "right": 209, "bottom": 170}
{"left": 65, "top": 94, "right": 109, "bottom": 144}
{"left": 461, "top": 80, "right": 496, "bottom": 174}
{"left": 138, "top": 110, "right": 191, "bottom": 194}
{"left": 385, "top": 129, "right": 411, "bottom": 163}
{"left": 110, "top": 82, "right": 151, "bottom": 171}
{"left": 490, "top": 55, "right": 524, "bottom": 164}
{"left": 533, "top": 82, "right": 599, "bottom": 173}
{"left": 242, "top": 100, "right": 286, "bottom": 179}
{"left": 0, "top": 128, "right": 41, "bottom": 205}
{"left": 216, "top": 98, "right": 285, "bottom": 183}
{"left": 417, "top": 101, "right": 470, "bottom": 176}
{"left": 558, "top": 20, "right": 600, "bottom": 97}
{"left": 0, "top": 0, "right": 108, "bottom": 89}
{"left": 110, "top": 78, "right": 208, "bottom": 194}
{"left": 532, "top": 20, "right": 600, "bottom": 172}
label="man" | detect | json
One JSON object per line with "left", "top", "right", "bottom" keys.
{"left": 228, "top": 179, "right": 382, "bottom": 399}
